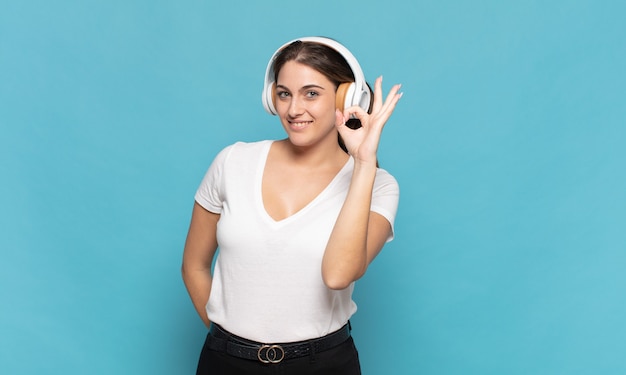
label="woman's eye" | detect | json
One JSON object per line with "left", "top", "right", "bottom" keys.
{"left": 306, "top": 91, "right": 319, "bottom": 98}
{"left": 277, "top": 91, "right": 290, "bottom": 98}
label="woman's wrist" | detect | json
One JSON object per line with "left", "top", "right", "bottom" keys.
{"left": 352, "top": 158, "right": 378, "bottom": 175}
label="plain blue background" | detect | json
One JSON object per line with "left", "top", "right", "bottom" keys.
{"left": 1, "top": 0, "right": 625, "bottom": 374}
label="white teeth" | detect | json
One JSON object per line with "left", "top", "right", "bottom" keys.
{"left": 290, "top": 121, "right": 312, "bottom": 128}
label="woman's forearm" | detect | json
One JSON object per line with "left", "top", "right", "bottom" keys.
{"left": 182, "top": 203, "right": 220, "bottom": 328}
{"left": 322, "top": 161, "right": 378, "bottom": 289}
{"left": 182, "top": 267, "right": 213, "bottom": 328}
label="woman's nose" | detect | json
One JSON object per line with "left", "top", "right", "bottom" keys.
{"left": 288, "top": 96, "right": 304, "bottom": 117}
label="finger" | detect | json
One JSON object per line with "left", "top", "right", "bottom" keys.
{"left": 378, "top": 83, "right": 402, "bottom": 110}
{"left": 376, "top": 84, "right": 403, "bottom": 121}
{"left": 343, "top": 106, "right": 369, "bottom": 126}
{"left": 336, "top": 118, "right": 355, "bottom": 143}
{"left": 335, "top": 108, "right": 346, "bottom": 128}
{"left": 371, "top": 76, "right": 384, "bottom": 113}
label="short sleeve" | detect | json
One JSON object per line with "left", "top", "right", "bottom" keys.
{"left": 371, "top": 169, "right": 400, "bottom": 242}
{"left": 194, "top": 145, "right": 234, "bottom": 214}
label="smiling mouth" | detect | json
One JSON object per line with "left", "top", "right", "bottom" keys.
{"left": 288, "top": 121, "right": 313, "bottom": 128}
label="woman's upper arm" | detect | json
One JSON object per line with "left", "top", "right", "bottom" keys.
{"left": 182, "top": 202, "right": 220, "bottom": 270}
{"left": 365, "top": 211, "right": 393, "bottom": 266}
{"left": 366, "top": 170, "right": 398, "bottom": 266}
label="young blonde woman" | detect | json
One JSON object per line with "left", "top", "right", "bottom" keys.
{"left": 182, "top": 36, "right": 402, "bottom": 374}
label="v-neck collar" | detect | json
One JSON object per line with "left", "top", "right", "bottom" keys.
{"left": 255, "top": 140, "right": 353, "bottom": 226}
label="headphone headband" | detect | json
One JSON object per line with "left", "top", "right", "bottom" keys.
{"left": 261, "top": 36, "right": 371, "bottom": 115}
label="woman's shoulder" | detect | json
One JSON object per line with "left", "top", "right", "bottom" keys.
{"left": 212, "top": 140, "right": 273, "bottom": 159}
{"left": 222, "top": 140, "right": 273, "bottom": 153}
{"left": 374, "top": 166, "right": 399, "bottom": 192}
{"left": 375, "top": 166, "right": 398, "bottom": 183}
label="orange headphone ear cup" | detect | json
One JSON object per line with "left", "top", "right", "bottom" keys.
{"left": 335, "top": 82, "right": 352, "bottom": 112}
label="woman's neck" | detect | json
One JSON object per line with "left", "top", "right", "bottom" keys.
{"left": 276, "top": 138, "right": 349, "bottom": 169}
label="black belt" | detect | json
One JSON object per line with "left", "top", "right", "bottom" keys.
{"left": 207, "top": 323, "right": 351, "bottom": 364}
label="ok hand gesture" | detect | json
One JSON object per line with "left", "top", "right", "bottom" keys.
{"left": 335, "top": 76, "right": 403, "bottom": 165}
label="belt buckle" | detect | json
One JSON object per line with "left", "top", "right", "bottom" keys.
{"left": 257, "top": 344, "right": 285, "bottom": 364}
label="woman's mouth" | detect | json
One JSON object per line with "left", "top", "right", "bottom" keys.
{"left": 288, "top": 120, "right": 313, "bottom": 129}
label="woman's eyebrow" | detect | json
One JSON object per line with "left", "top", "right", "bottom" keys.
{"left": 276, "top": 84, "right": 327, "bottom": 91}
{"left": 301, "top": 84, "right": 326, "bottom": 91}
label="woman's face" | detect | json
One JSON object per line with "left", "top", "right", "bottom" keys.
{"left": 274, "top": 61, "right": 338, "bottom": 149}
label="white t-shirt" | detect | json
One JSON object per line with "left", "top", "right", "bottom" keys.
{"left": 194, "top": 140, "right": 399, "bottom": 343}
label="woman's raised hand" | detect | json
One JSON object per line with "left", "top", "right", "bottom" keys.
{"left": 335, "top": 76, "right": 403, "bottom": 165}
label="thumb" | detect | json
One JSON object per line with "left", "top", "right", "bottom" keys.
{"left": 335, "top": 108, "right": 346, "bottom": 128}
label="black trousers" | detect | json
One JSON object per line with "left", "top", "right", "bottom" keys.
{"left": 196, "top": 329, "right": 361, "bottom": 375}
